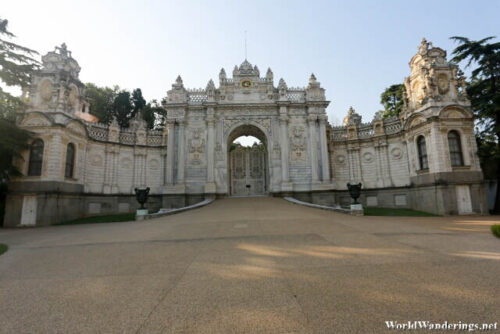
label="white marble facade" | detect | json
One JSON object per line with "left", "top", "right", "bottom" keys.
{"left": 5, "top": 39, "right": 488, "bottom": 226}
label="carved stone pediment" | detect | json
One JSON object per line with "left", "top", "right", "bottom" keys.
{"left": 66, "top": 121, "right": 87, "bottom": 136}
{"left": 22, "top": 114, "right": 52, "bottom": 127}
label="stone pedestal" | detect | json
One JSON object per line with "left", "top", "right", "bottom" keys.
{"left": 135, "top": 209, "right": 149, "bottom": 221}
{"left": 350, "top": 204, "right": 364, "bottom": 216}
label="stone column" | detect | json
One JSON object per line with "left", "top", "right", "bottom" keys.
{"left": 308, "top": 114, "right": 318, "bottom": 182}
{"left": 177, "top": 120, "right": 185, "bottom": 184}
{"left": 205, "top": 109, "right": 216, "bottom": 193}
{"left": 165, "top": 120, "right": 175, "bottom": 185}
{"left": 279, "top": 112, "right": 289, "bottom": 183}
{"left": 318, "top": 115, "right": 330, "bottom": 181}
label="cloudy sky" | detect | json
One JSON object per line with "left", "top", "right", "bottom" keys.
{"left": 3, "top": 0, "right": 499, "bottom": 127}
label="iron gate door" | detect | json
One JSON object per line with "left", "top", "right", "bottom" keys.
{"left": 230, "top": 146, "right": 266, "bottom": 196}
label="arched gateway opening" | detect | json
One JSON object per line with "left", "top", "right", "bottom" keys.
{"left": 227, "top": 124, "right": 269, "bottom": 196}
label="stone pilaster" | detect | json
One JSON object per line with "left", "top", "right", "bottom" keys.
{"left": 165, "top": 120, "right": 175, "bottom": 185}
{"left": 278, "top": 105, "right": 292, "bottom": 191}
{"left": 177, "top": 120, "right": 185, "bottom": 184}
{"left": 308, "top": 114, "right": 318, "bottom": 182}
{"left": 205, "top": 108, "right": 216, "bottom": 193}
{"left": 318, "top": 115, "right": 330, "bottom": 181}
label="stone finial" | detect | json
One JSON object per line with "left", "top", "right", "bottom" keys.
{"left": 253, "top": 65, "right": 260, "bottom": 76}
{"left": 278, "top": 78, "right": 287, "bottom": 90}
{"left": 206, "top": 79, "right": 215, "bottom": 90}
{"left": 266, "top": 68, "right": 273, "bottom": 81}
{"left": 343, "top": 106, "right": 362, "bottom": 126}
{"left": 172, "top": 75, "right": 184, "bottom": 90}
{"left": 110, "top": 116, "right": 119, "bottom": 128}
{"left": 55, "top": 43, "right": 71, "bottom": 58}
{"left": 219, "top": 68, "right": 226, "bottom": 81}
{"left": 310, "top": 73, "right": 317, "bottom": 84}
{"left": 418, "top": 38, "right": 429, "bottom": 55}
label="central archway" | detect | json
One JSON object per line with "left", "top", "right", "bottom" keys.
{"left": 227, "top": 124, "right": 269, "bottom": 196}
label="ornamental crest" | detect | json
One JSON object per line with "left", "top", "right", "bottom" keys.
{"left": 290, "top": 126, "right": 306, "bottom": 161}
{"left": 189, "top": 128, "right": 205, "bottom": 164}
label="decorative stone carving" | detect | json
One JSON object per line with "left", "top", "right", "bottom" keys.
{"left": 149, "top": 159, "right": 159, "bottom": 170}
{"left": 437, "top": 74, "right": 449, "bottom": 94}
{"left": 108, "top": 118, "right": 120, "bottom": 143}
{"left": 390, "top": 147, "right": 403, "bottom": 160}
{"left": 120, "top": 157, "right": 132, "bottom": 169}
{"left": 90, "top": 154, "right": 104, "bottom": 167}
{"left": 66, "top": 121, "right": 86, "bottom": 136}
{"left": 343, "top": 107, "right": 362, "bottom": 126}
{"left": 189, "top": 128, "right": 205, "bottom": 164}
{"left": 336, "top": 155, "right": 346, "bottom": 164}
{"left": 290, "top": 126, "right": 306, "bottom": 161}
{"left": 362, "top": 152, "right": 374, "bottom": 163}
{"left": 22, "top": 115, "right": 51, "bottom": 127}
{"left": 39, "top": 80, "right": 53, "bottom": 102}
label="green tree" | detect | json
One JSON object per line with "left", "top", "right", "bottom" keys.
{"left": 379, "top": 84, "right": 404, "bottom": 118}
{"left": 131, "top": 88, "right": 146, "bottom": 117}
{"left": 0, "top": 18, "right": 36, "bottom": 179}
{"left": 84, "top": 83, "right": 119, "bottom": 124}
{"left": 0, "top": 18, "right": 37, "bottom": 224}
{"left": 112, "top": 90, "right": 133, "bottom": 128}
{"left": 450, "top": 36, "right": 500, "bottom": 212}
{"left": 141, "top": 99, "right": 165, "bottom": 129}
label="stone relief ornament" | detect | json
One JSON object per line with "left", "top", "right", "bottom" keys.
{"left": 362, "top": 152, "right": 374, "bottom": 163}
{"left": 189, "top": 128, "right": 205, "bottom": 164}
{"left": 290, "top": 126, "right": 306, "bottom": 161}
{"left": 68, "top": 86, "right": 78, "bottom": 108}
{"left": 39, "top": 80, "right": 53, "bottom": 102}
{"left": 149, "top": 159, "right": 159, "bottom": 170}
{"left": 437, "top": 74, "right": 449, "bottom": 95}
{"left": 391, "top": 147, "right": 403, "bottom": 160}
{"left": 120, "top": 157, "right": 132, "bottom": 169}
{"left": 90, "top": 154, "right": 104, "bottom": 167}
{"left": 336, "top": 155, "right": 346, "bottom": 164}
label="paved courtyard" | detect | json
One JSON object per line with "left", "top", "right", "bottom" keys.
{"left": 0, "top": 197, "right": 499, "bottom": 333}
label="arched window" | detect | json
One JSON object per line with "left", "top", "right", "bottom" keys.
{"left": 448, "top": 130, "right": 464, "bottom": 167}
{"left": 28, "top": 139, "right": 44, "bottom": 176}
{"left": 417, "top": 136, "right": 428, "bottom": 170}
{"left": 65, "top": 143, "right": 75, "bottom": 178}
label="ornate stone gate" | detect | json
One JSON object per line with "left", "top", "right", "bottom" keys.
{"left": 163, "top": 59, "right": 332, "bottom": 196}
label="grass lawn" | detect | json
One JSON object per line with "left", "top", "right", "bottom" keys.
{"left": 364, "top": 207, "right": 439, "bottom": 217}
{"left": 492, "top": 224, "right": 500, "bottom": 238}
{"left": 0, "top": 243, "right": 7, "bottom": 256}
{"left": 57, "top": 213, "right": 135, "bottom": 225}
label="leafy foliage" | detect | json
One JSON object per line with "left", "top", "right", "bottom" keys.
{"left": 0, "top": 18, "right": 37, "bottom": 225}
{"left": 0, "top": 18, "right": 39, "bottom": 120}
{"left": 379, "top": 84, "right": 404, "bottom": 118}
{"left": 0, "top": 18, "right": 35, "bottom": 179}
{"left": 112, "top": 90, "right": 133, "bottom": 128}
{"left": 142, "top": 99, "right": 166, "bottom": 129}
{"left": 84, "top": 83, "right": 118, "bottom": 125}
{"left": 85, "top": 84, "right": 164, "bottom": 129}
{"left": 450, "top": 36, "right": 500, "bottom": 212}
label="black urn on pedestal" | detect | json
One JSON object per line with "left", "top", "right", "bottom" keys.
{"left": 347, "top": 183, "right": 362, "bottom": 204}
{"left": 134, "top": 187, "right": 150, "bottom": 209}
